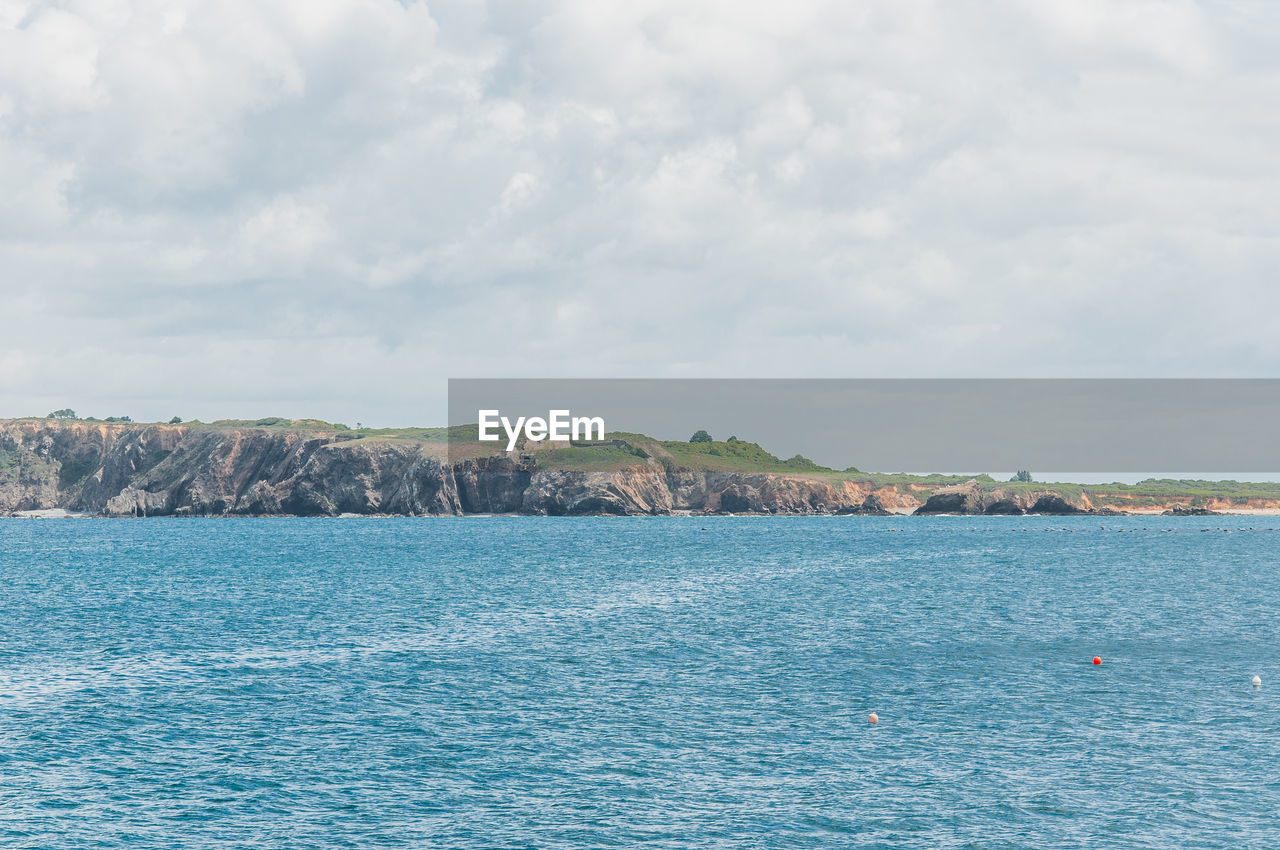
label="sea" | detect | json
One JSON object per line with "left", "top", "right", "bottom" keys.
{"left": 1, "top": 516, "right": 1278, "bottom": 847}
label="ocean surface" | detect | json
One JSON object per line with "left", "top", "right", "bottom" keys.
{"left": 1, "top": 517, "right": 1279, "bottom": 848}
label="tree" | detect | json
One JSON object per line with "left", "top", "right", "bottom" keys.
{"left": 47, "top": 408, "right": 76, "bottom": 419}
{"left": 169, "top": 416, "right": 183, "bottom": 424}
{"left": 1010, "top": 470, "right": 1033, "bottom": 483}
{"left": 689, "top": 429, "right": 713, "bottom": 443}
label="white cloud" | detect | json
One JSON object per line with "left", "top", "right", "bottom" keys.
{"left": 1, "top": 0, "right": 1279, "bottom": 425}
{"left": 236, "top": 195, "right": 332, "bottom": 272}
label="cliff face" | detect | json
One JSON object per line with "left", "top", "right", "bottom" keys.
{"left": 0, "top": 421, "right": 459, "bottom": 517}
{"left": 0, "top": 420, "right": 888, "bottom": 517}
{"left": 2, "top": 420, "right": 1264, "bottom": 517}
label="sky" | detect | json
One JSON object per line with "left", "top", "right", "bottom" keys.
{"left": 2, "top": 0, "right": 1279, "bottom": 426}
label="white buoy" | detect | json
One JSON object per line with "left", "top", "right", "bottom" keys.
{"left": 868, "top": 712, "right": 879, "bottom": 725}
{"left": 1252, "top": 675, "right": 1262, "bottom": 688}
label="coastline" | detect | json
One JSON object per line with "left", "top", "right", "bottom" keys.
{"left": 9, "top": 508, "right": 1280, "bottom": 519}
{"left": 5, "top": 417, "right": 1279, "bottom": 519}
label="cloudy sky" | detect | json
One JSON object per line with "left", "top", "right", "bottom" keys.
{"left": 2, "top": 0, "right": 1278, "bottom": 425}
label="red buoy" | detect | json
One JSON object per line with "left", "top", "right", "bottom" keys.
{"left": 1092, "top": 656, "right": 1102, "bottom": 665}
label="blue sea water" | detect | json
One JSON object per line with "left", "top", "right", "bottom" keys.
{"left": 1, "top": 517, "right": 1279, "bottom": 848}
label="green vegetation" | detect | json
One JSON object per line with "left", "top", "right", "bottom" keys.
{"left": 689, "top": 430, "right": 713, "bottom": 443}
{"left": 0, "top": 444, "right": 59, "bottom": 488}
{"left": 1081, "top": 478, "right": 1280, "bottom": 505}
{"left": 1010, "top": 470, "right": 1033, "bottom": 483}
{"left": 651, "top": 436, "right": 835, "bottom": 474}
{"left": 47, "top": 409, "right": 76, "bottom": 419}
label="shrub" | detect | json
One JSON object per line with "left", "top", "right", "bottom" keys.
{"left": 782, "top": 454, "right": 821, "bottom": 470}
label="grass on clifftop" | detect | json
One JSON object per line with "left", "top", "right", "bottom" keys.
{"left": 455, "top": 430, "right": 841, "bottom": 475}
{"left": 656, "top": 436, "right": 830, "bottom": 473}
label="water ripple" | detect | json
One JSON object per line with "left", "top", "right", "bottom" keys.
{"left": 0, "top": 516, "right": 1277, "bottom": 847}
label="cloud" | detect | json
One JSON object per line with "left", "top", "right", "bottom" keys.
{"left": 1, "top": 0, "right": 1279, "bottom": 424}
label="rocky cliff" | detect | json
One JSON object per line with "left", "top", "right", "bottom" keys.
{"left": 0, "top": 420, "right": 896, "bottom": 517}
{"left": 0, "top": 420, "right": 458, "bottom": 517}
{"left": 2, "top": 420, "right": 1270, "bottom": 517}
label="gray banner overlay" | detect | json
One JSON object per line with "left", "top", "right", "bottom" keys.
{"left": 448, "top": 379, "right": 1280, "bottom": 473}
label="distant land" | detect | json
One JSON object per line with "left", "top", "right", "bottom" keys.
{"left": 2, "top": 415, "right": 1279, "bottom": 517}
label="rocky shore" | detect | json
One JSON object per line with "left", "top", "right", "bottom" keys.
{"left": 0, "top": 419, "right": 1273, "bottom": 517}
{"left": 0, "top": 419, "right": 878, "bottom": 517}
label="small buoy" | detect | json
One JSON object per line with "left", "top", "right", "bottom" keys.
{"left": 868, "top": 712, "right": 879, "bottom": 725}
{"left": 1253, "top": 675, "right": 1262, "bottom": 688}
{"left": 1092, "top": 656, "right": 1102, "bottom": 665}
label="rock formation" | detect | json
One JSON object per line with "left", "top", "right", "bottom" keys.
{"left": 915, "top": 480, "right": 1091, "bottom": 515}
{"left": 0, "top": 419, "right": 1257, "bottom": 517}
{"left": 0, "top": 419, "right": 880, "bottom": 516}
